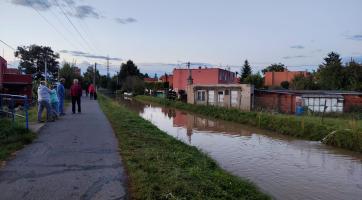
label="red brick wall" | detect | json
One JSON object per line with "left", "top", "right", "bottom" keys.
{"left": 255, "top": 91, "right": 296, "bottom": 113}
{"left": 343, "top": 95, "right": 362, "bottom": 112}
{"left": 0, "top": 56, "right": 6, "bottom": 88}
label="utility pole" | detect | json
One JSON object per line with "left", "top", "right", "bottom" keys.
{"left": 187, "top": 62, "right": 193, "bottom": 85}
{"left": 107, "top": 56, "right": 110, "bottom": 78}
{"left": 45, "top": 59, "right": 48, "bottom": 84}
{"left": 93, "top": 62, "right": 97, "bottom": 90}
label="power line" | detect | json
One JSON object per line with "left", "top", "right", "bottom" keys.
{"left": 0, "top": 39, "right": 15, "bottom": 51}
{"left": 53, "top": 0, "right": 97, "bottom": 53}
{"left": 65, "top": 3, "right": 104, "bottom": 55}
{"left": 47, "top": 6, "right": 87, "bottom": 51}
{"left": 27, "top": 1, "right": 81, "bottom": 51}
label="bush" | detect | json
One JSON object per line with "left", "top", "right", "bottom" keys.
{"left": 322, "top": 129, "right": 362, "bottom": 151}
{"left": 0, "top": 119, "right": 36, "bottom": 160}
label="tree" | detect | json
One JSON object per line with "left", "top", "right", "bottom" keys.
{"left": 344, "top": 60, "right": 362, "bottom": 91}
{"left": 59, "top": 62, "right": 80, "bottom": 89}
{"left": 144, "top": 73, "right": 149, "bottom": 78}
{"left": 15, "top": 45, "right": 59, "bottom": 81}
{"left": 122, "top": 76, "right": 145, "bottom": 95}
{"left": 244, "top": 73, "right": 264, "bottom": 89}
{"left": 117, "top": 60, "right": 145, "bottom": 94}
{"left": 154, "top": 73, "right": 158, "bottom": 79}
{"left": 240, "top": 59, "right": 252, "bottom": 83}
{"left": 316, "top": 52, "right": 344, "bottom": 90}
{"left": 290, "top": 73, "right": 319, "bottom": 90}
{"left": 100, "top": 75, "right": 110, "bottom": 89}
{"left": 83, "top": 66, "right": 100, "bottom": 90}
{"left": 262, "top": 63, "right": 286, "bottom": 74}
{"left": 119, "top": 60, "right": 142, "bottom": 82}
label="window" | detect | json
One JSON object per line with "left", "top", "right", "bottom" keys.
{"left": 231, "top": 90, "right": 238, "bottom": 105}
{"left": 197, "top": 90, "right": 206, "bottom": 101}
{"left": 218, "top": 91, "right": 224, "bottom": 103}
{"left": 208, "top": 90, "right": 215, "bottom": 104}
{"left": 303, "top": 97, "right": 343, "bottom": 113}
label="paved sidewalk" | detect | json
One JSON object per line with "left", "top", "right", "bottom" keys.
{"left": 0, "top": 97, "right": 127, "bottom": 200}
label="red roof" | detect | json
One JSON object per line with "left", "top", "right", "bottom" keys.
{"left": 144, "top": 77, "right": 158, "bottom": 83}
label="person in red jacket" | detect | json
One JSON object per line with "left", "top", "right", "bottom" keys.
{"left": 88, "top": 83, "right": 95, "bottom": 100}
{"left": 70, "top": 79, "right": 82, "bottom": 114}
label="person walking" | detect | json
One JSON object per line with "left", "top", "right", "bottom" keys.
{"left": 57, "top": 78, "right": 66, "bottom": 116}
{"left": 37, "top": 81, "right": 53, "bottom": 122}
{"left": 70, "top": 79, "right": 82, "bottom": 114}
{"left": 88, "top": 83, "right": 95, "bottom": 100}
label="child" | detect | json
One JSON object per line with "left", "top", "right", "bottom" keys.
{"left": 50, "top": 85, "right": 60, "bottom": 119}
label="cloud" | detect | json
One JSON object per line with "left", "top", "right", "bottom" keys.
{"left": 70, "top": 5, "right": 100, "bottom": 19}
{"left": 282, "top": 55, "right": 308, "bottom": 59}
{"left": 347, "top": 34, "right": 362, "bottom": 41}
{"left": 290, "top": 45, "right": 304, "bottom": 49}
{"left": 114, "top": 17, "right": 137, "bottom": 24}
{"left": 60, "top": 50, "right": 122, "bottom": 61}
{"left": 11, "top": 0, "right": 100, "bottom": 19}
{"left": 11, "top": 0, "right": 52, "bottom": 11}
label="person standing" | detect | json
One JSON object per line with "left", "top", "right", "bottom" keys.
{"left": 88, "top": 83, "right": 95, "bottom": 100}
{"left": 70, "top": 79, "right": 82, "bottom": 114}
{"left": 57, "top": 78, "right": 66, "bottom": 116}
{"left": 50, "top": 85, "right": 59, "bottom": 119}
{"left": 37, "top": 81, "right": 53, "bottom": 122}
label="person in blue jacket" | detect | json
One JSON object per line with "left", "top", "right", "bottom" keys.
{"left": 57, "top": 78, "right": 66, "bottom": 116}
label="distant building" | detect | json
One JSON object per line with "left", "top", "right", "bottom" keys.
{"left": 159, "top": 74, "right": 173, "bottom": 88}
{"left": 144, "top": 77, "right": 159, "bottom": 83}
{"left": 264, "top": 70, "right": 310, "bottom": 87}
{"left": 255, "top": 89, "right": 362, "bottom": 113}
{"left": 72, "top": 66, "right": 81, "bottom": 76}
{"left": 0, "top": 56, "right": 32, "bottom": 98}
{"left": 187, "top": 84, "right": 254, "bottom": 111}
{"left": 173, "top": 67, "right": 237, "bottom": 92}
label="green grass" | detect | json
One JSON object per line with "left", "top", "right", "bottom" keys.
{"left": 98, "top": 94, "right": 270, "bottom": 200}
{"left": 0, "top": 119, "right": 36, "bottom": 161}
{"left": 136, "top": 95, "right": 362, "bottom": 152}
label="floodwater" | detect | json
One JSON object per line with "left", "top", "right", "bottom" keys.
{"left": 118, "top": 97, "right": 362, "bottom": 200}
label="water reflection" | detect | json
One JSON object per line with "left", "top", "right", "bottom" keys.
{"left": 118, "top": 98, "right": 362, "bottom": 200}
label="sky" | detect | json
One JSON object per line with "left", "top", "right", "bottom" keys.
{"left": 0, "top": 0, "right": 361, "bottom": 76}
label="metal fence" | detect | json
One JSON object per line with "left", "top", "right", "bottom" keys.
{"left": 0, "top": 94, "right": 29, "bottom": 129}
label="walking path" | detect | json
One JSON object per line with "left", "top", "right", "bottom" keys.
{"left": 0, "top": 97, "right": 127, "bottom": 200}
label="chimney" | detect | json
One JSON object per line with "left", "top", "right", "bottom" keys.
{"left": 187, "top": 62, "right": 193, "bottom": 85}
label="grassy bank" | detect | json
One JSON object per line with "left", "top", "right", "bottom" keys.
{"left": 98, "top": 94, "right": 270, "bottom": 200}
{"left": 136, "top": 95, "right": 362, "bottom": 152}
{"left": 0, "top": 120, "right": 36, "bottom": 161}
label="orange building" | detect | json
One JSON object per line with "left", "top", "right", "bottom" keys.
{"left": 159, "top": 74, "right": 173, "bottom": 88}
{"left": 173, "top": 67, "right": 237, "bottom": 92}
{"left": 264, "top": 70, "right": 310, "bottom": 87}
{"left": 144, "top": 77, "right": 158, "bottom": 83}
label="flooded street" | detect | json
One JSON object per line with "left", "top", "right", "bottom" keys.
{"left": 119, "top": 98, "right": 362, "bottom": 200}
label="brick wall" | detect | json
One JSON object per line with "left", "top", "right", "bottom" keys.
{"left": 343, "top": 94, "right": 362, "bottom": 112}
{"left": 254, "top": 91, "right": 296, "bottom": 113}
{"left": 0, "top": 57, "right": 6, "bottom": 89}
